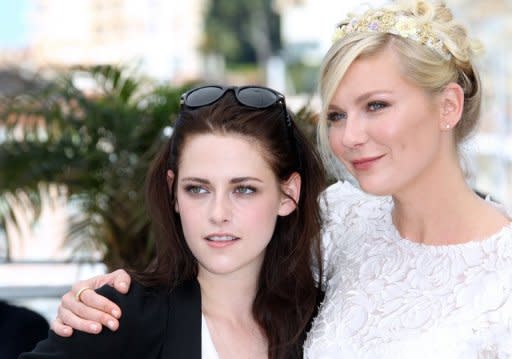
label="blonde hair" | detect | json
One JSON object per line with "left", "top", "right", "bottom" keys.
{"left": 318, "top": 0, "right": 482, "bottom": 177}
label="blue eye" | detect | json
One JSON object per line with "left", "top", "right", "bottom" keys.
{"left": 327, "top": 111, "right": 347, "bottom": 122}
{"left": 368, "top": 101, "right": 388, "bottom": 111}
{"left": 234, "top": 186, "right": 255, "bottom": 194}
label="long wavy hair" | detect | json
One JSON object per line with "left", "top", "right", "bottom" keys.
{"left": 136, "top": 90, "right": 325, "bottom": 358}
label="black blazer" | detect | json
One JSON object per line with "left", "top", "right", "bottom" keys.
{"left": 19, "top": 279, "right": 202, "bottom": 359}
{"left": 0, "top": 301, "right": 49, "bottom": 358}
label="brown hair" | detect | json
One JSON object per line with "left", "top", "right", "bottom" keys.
{"left": 138, "top": 91, "right": 324, "bottom": 358}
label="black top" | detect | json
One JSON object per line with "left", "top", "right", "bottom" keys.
{"left": 19, "top": 280, "right": 202, "bottom": 359}
{"left": 0, "top": 301, "right": 49, "bottom": 359}
{"left": 20, "top": 279, "right": 323, "bottom": 359}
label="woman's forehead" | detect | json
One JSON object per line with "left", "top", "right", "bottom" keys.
{"left": 178, "top": 134, "right": 275, "bottom": 177}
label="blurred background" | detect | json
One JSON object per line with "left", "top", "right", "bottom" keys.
{"left": 0, "top": 0, "right": 511, "bottom": 323}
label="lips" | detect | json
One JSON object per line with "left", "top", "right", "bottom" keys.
{"left": 205, "top": 235, "right": 239, "bottom": 242}
{"left": 204, "top": 234, "right": 240, "bottom": 248}
{"left": 350, "top": 155, "right": 384, "bottom": 170}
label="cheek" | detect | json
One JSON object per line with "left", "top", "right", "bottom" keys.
{"left": 370, "top": 112, "right": 415, "bottom": 152}
{"left": 179, "top": 205, "right": 205, "bottom": 259}
{"left": 239, "top": 198, "right": 279, "bottom": 226}
{"left": 238, "top": 198, "right": 281, "bottom": 244}
{"left": 373, "top": 125, "right": 404, "bottom": 151}
{"left": 175, "top": 200, "right": 200, "bottom": 235}
{"left": 373, "top": 118, "right": 439, "bottom": 168}
{"left": 328, "top": 127, "right": 346, "bottom": 158}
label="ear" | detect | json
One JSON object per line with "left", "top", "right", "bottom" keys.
{"left": 439, "top": 82, "right": 464, "bottom": 131}
{"left": 278, "top": 172, "right": 301, "bottom": 217}
{"left": 166, "top": 170, "right": 179, "bottom": 213}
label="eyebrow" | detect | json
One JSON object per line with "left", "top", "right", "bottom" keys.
{"left": 180, "top": 176, "right": 263, "bottom": 184}
{"left": 328, "top": 90, "right": 393, "bottom": 110}
{"left": 354, "top": 90, "right": 392, "bottom": 104}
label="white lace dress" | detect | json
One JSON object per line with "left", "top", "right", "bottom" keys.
{"left": 304, "top": 181, "right": 512, "bottom": 359}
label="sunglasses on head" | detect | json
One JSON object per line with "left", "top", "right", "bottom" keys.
{"left": 179, "top": 85, "right": 300, "bottom": 170}
{"left": 180, "top": 85, "right": 294, "bottom": 129}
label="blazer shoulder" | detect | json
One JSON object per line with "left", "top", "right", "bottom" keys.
{"left": 96, "top": 280, "right": 169, "bottom": 318}
{"left": 159, "top": 279, "right": 203, "bottom": 359}
{"left": 21, "top": 281, "right": 171, "bottom": 359}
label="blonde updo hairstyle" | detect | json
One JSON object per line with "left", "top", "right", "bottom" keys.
{"left": 318, "top": 0, "right": 482, "bottom": 177}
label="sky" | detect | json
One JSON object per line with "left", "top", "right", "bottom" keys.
{"left": 0, "top": 0, "right": 29, "bottom": 49}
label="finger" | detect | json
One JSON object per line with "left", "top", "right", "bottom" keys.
{"left": 111, "top": 269, "right": 131, "bottom": 294}
{"left": 79, "top": 289, "right": 121, "bottom": 327}
{"left": 57, "top": 305, "right": 102, "bottom": 334}
{"left": 70, "top": 279, "right": 95, "bottom": 295}
{"left": 82, "top": 269, "right": 130, "bottom": 295}
{"left": 51, "top": 317, "right": 73, "bottom": 337}
{"left": 64, "top": 282, "right": 121, "bottom": 321}
{"left": 61, "top": 290, "right": 119, "bottom": 331}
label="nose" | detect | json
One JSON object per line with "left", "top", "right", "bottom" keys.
{"left": 340, "top": 115, "right": 367, "bottom": 148}
{"left": 209, "top": 193, "right": 232, "bottom": 224}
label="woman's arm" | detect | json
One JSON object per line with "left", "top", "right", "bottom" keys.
{"left": 21, "top": 281, "right": 167, "bottom": 359}
{"left": 52, "top": 269, "right": 131, "bottom": 336}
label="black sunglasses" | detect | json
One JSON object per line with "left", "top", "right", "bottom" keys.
{"left": 180, "top": 85, "right": 294, "bottom": 129}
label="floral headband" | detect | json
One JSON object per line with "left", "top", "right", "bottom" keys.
{"left": 332, "top": 9, "right": 451, "bottom": 60}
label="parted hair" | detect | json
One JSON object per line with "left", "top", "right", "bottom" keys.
{"left": 138, "top": 91, "right": 325, "bottom": 359}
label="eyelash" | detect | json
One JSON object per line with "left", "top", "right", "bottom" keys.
{"left": 234, "top": 186, "right": 256, "bottom": 195}
{"left": 368, "top": 101, "right": 388, "bottom": 111}
{"left": 183, "top": 185, "right": 257, "bottom": 195}
{"left": 327, "top": 111, "right": 346, "bottom": 123}
{"left": 327, "top": 101, "right": 389, "bottom": 123}
{"left": 184, "top": 185, "right": 208, "bottom": 194}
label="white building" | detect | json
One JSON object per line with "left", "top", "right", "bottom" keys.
{"left": 26, "top": 0, "right": 207, "bottom": 83}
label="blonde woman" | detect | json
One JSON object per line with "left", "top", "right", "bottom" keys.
{"left": 51, "top": 1, "right": 512, "bottom": 357}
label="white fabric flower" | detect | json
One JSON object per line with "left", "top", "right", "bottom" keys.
{"left": 304, "top": 181, "right": 512, "bottom": 359}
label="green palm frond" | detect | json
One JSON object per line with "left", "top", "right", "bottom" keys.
{"left": 0, "top": 65, "right": 186, "bottom": 270}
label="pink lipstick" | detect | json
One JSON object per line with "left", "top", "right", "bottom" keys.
{"left": 351, "top": 155, "right": 384, "bottom": 170}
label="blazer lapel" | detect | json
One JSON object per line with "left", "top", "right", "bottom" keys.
{"left": 160, "top": 279, "right": 202, "bottom": 358}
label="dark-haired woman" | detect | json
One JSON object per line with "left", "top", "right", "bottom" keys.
{"left": 20, "top": 86, "right": 325, "bottom": 359}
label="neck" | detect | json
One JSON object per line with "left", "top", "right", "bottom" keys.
{"left": 391, "top": 152, "right": 508, "bottom": 245}
{"left": 197, "top": 269, "right": 259, "bottom": 322}
{"left": 198, "top": 269, "right": 268, "bottom": 359}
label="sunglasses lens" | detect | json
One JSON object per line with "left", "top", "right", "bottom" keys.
{"left": 238, "top": 87, "right": 278, "bottom": 108}
{"left": 185, "top": 86, "right": 224, "bottom": 107}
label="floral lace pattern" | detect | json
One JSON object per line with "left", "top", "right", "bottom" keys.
{"left": 305, "top": 181, "right": 512, "bottom": 359}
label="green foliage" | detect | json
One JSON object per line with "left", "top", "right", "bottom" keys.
{"left": 202, "top": 0, "right": 281, "bottom": 66}
{"left": 287, "top": 62, "right": 320, "bottom": 94}
{"left": 0, "top": 65, "right": 185, "bottom": 270}
{"left": 293, "top": 104, "right": 318, "bottom": 147}
{"left": 293, "top": 103, "right": 336, "bottom": 185}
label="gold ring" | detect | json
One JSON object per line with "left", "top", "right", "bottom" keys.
{"left": 75, "top": 287, "right": 92, "bottom": 302}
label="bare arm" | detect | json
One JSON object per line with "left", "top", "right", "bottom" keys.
{"left": 51, "top": 269, "right": 131, "bottom": 337}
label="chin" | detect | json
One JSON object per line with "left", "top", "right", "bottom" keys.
{"left": 202, "top": 265, "right": 236, "bottom": 275}
{"left": 200, "top": 261, "right": 246, "bottom": 276}
{"left": 357, "top": 179, "right": 394, "bottom": 197}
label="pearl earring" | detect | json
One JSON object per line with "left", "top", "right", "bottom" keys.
{"left": 444, "top": 123, "right": 451, "bottom": 129}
